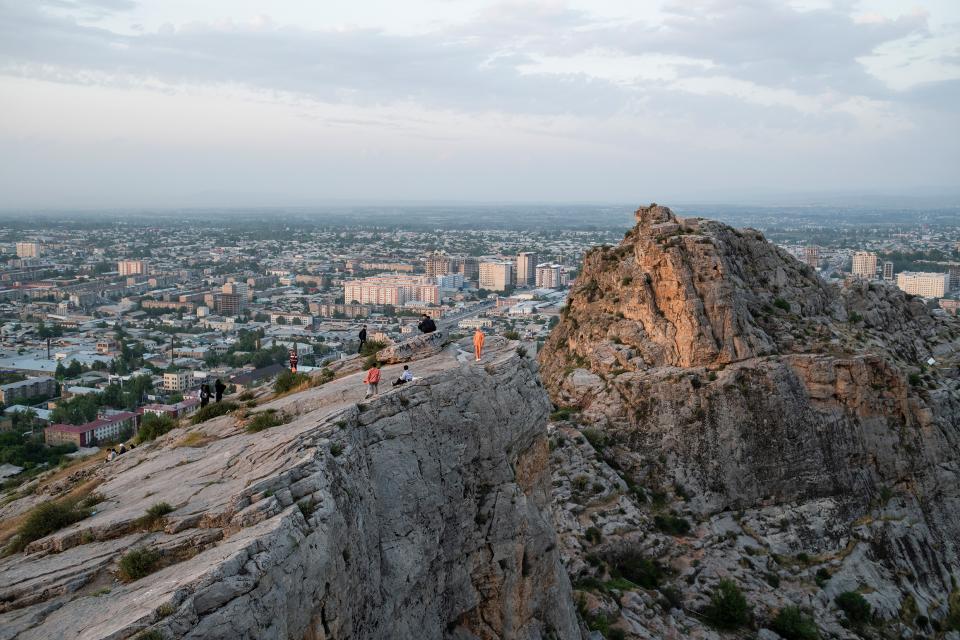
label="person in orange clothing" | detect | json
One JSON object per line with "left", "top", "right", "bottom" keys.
{"left": 473, "top": 328, "right": 485, "bottom": 362}
{"left": 363, "top": 362, "right": 381, "bottom": 398}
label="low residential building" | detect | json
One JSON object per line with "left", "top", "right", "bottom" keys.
{"left": 45, "top": 411, "right": 137, "bottom": 447}
{"left": 163, "top": 371, "right": 193, "bottom": 392}
{"left": 141, "top": 398, "right": 200, "bottom": 419}
{"left": 0, "top": 376, "right": 57, "bottom": 405}
{"left": 458, "top": 318, "right": 493, "bottom": 330}
{"left": 230, "top": 363, "right": 287, "bottom": 389}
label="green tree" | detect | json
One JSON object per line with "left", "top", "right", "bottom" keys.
{"left": 703, "top": 579, "right": 751, "bottom": 630}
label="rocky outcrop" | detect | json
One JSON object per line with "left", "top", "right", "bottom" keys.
{"left": 375, "top": 330, "right": 446, "bottom": 363}
{"left": 539, "top": 204, "right": 960, "bottom": 637}
{"left": 0, "top": 342, "right": 581, "bottom": 640}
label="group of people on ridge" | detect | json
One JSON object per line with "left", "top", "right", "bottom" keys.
{"left": 199, "top": 378, "right": 227, "bottom": 408}
{"left": 105, "top": 441, "right": 134, "bottom": 462}
{"left": 359, "top": 313, "right": 487, "bottom": 399}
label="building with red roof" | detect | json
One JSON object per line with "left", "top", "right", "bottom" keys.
{"left": 45, "top": 411, "right": 138, "bottom": 448}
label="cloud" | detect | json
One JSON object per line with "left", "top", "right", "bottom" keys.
{"left": 0, "top": 0, "right": 956, "bottom": 207}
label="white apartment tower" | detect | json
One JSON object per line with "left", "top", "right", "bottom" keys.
{"left": 896, "top": 272, "right": 949, "bottom": 298}
{"left": 535, "top": 263, "right": 563, "bottom": 288}
{"left": 851, "top": 251, "right": 878, "bottom": 278}
{"left": 478, "top": 261, "right": 514, "bottom": 292}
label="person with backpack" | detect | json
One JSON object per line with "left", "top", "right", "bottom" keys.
{"left": 214, "top": 378, "right": 226, "bottom": 402}
{"left": 200, "top": 383, "right": 211, "bottom": 408}
{"left": 363, "top": 362, "right": 381, "bottom": 398}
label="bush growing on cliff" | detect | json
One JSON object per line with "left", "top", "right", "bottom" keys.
{"left": 191, "top": 401, "right": 238, "bottom": 424}
{"left": 771, "top": 606, "right": 819, "bottom": 640}
{"left": 136, "top": 413, "right": 176, "bottom": 444}
{"left": 245, "top": 409, "right": 289, "bottom": 433}
{"left": 118, "top": 547, "right": 161, "bottom": 581}
{"left": 654, "top": 513, "right": 692, "bottom": 536}
{"left": 703, "top": 579, "right": 752, "bottom": 629}
{"left": 273, "top": 370, "right": 309, "bottom": 394}
{"left": 773, "top": 297, "right": 791, "bottom": 312}
{"left": 607, "top": 549, "right": 665, "bottom": 589}
{"left": 835, "top": 591, "right": 871, "bottom": 624}
{"left": 13, "top": 498, "right": 91, "bottom": 551}
{"left": 137, "top": 501, "right": 174, "bottom": 529}
{"left": 359, "top": 340, "right": 387, "bottom": 357}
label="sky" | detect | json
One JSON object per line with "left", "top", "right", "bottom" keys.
{"left": 0, "top": 0, "right": 958, "bottom": 208}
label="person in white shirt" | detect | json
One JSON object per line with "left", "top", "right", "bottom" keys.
{"left": 393, "top": 365, "right": 414, "bottom": 387}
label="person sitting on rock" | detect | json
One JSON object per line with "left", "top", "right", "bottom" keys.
{"left": 417, "top": 314, "right": 437, "bottom": 334}
{"left": 363, "top": 362, "right": 381, "bottom": 398}
{"left": 106, "top": 448, "right": 116, "bottom": 462}
{"left": 117, "top": 443, "right": 127, "bottom": 454}
{"left": 393, "top": 365, "right": 413, "bottom": 387}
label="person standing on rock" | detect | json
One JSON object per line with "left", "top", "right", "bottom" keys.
{"left": 473, "top": 328, "right": 485, "bottom": 362}
{"left": 214, "top": 378, "right": 226, "bottom": 403}
{"left": 357, "top": 325, "right": 367, "bottom": 354}
{"left": 363, "top": 362, "right": 381, "bottom": 398}
{"left": 199, "top": 383, "right": 211, "bottom": 408}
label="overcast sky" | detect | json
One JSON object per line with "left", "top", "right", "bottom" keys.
{"left": 0, "top": 0, "right": 957, "bottom": 208}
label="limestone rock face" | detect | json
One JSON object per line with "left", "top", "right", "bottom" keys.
{"left": 539, "top": 203, "right": 960, "bottom": 636}
{"left": 375, "top": 330, "right": 446, "bottom": 363}
{"left": 0, "top": 345, "right": 581, "bottom": 640}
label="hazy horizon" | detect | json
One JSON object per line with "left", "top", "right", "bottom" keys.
{"left": 2, "top": 0, "right": 958, "bottom": 209}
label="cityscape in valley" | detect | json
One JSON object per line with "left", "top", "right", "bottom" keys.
{"left": 2, "top": 203, "right": 957, "bottom": 471}
{"left": 3, "top": 0, "right": 960, "bottom": 637}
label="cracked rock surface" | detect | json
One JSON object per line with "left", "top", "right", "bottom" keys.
{"left": 0, "top": 339, "right": 580, "bottom": 640}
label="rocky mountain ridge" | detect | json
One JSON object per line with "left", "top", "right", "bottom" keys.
{"left": 0, "top": 339, "right": 581, "bottom": 640}
{"left": 539, "top": 204, "right": 960, "bottom": 639}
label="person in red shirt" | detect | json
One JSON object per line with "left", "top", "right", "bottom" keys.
{"left": 363, "top": 362, "right": 381, "bottom": 398}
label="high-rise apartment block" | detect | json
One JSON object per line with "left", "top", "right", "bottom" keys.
{"left": 425, "top": 251, "right": 451, "bottom": 278}
{"left": 344, "top": 275, "right": 439, "bottom": 306}
{"left": 883, "top": 261, "right": 894, "bottom": 280}
{"left": 851, "top": 251, "right": 877, "bottom": 278}
{"left": 479, "top": 261, "right": 514, "bottom": 292}
{"left": 216, "top": 281, "right": 247, "bottom": 316}
{"left": 535, "top": 263, "right": 563, "bottom": 288}
{"left": 516, "top": 252, "right": 537, "bottom": 286}
{"left": 456, "top": 256, "right": 480, "bottom": 282}
{"left": 16, "top": 241, "right": 42, "bottom": 258}
{"left": 118, "top": 259, "right": 148, "bottom": 276}
{"left": 950, "top": 264, "right": 960, "bottom": 291}
{"left": 896, "top": 272, "right": 949, "bottom": 298}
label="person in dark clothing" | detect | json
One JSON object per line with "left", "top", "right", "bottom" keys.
{"left": 357, "top": 325, "right": 367, "bottom": 354}
{"left": 199, "top": 383, "right": 211, "bottom": 408}
{"left": 214, "top": 378, "right": 226, "bottom": 402}
{"left": 417, "top": 314, "right": 437, "bottom": 334}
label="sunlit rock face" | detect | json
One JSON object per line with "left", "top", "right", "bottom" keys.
{"left": 540, "top": 203, "right": 960, "bottom": 637}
